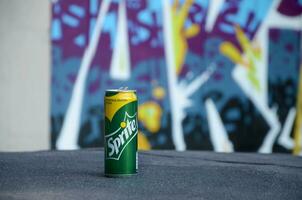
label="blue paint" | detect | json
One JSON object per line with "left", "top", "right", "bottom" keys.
{"left": 220, "top": 1, "right": 232, "bottom": 13}
{"left": 225, "top": 124, "right": 236, "bottom": 132}
{"left": 89, "top": 18, "right": 96, "bottom": 40}
{"left": 69, "top": 5, "right": 85, "bottom": 18}
{"left": 194, "top": 13, "right": 203, "bottom": 23}
{"left": 185, "top": 20, "right": 192, "bottom": 29}
{"left": 54, "top": 4, "right": 61, "bottom": 14}
{"left": 91, "top": 7, "right": 117, "bottom": 48}
{"left": 83, "top": 67, "right": 104, "bottom": 109}
{"left": 183, "top": 118, "right": 195, "bottom": 135}
{"left": 102, "top": 12, "right": 117, "bottom": 48}
{"left": 137, "top": 0, "right": 162, "bottom": 26}
{"left": 225, "top": 109, "right": 240, "bottom": 120}
{"left": 221, "top": 0, "right": 273, "bottom": 34}
{"left": 62, "top": 14, "right": 79, "bottom": 27}
{"left": 90, "top": 0, "right": 98, "bottom": 15}
{"left": 157, "top": 30, "right": 163, "bottom": 46}
{"left": 219, "top": 23, "right": 234, "bottom": 33}
{"left": 51, "top": 19, "right": 62, "bottom": 40}
{"left": 83, "top": 117, "right": 100, "bottom": 144}
{"left": 148, "top": 0, "right": 161, "bottom": 12}
{"left": 51, "top": 46, "right": 81, "bottom": 116}
{"left": 81, "top": 67, "right": 103, "bottom": 127}
{"left": 127, "top": 0, "right": 141, "bottom": 9}
{"left": 195, "top": 0, "right": 209, "bottom": 9}
{"left": 129, "top": 22, "right": 150, "bottom": 45}
{"left": 74, "top": 34, "right": 86, "bottom": 47}
{"left": 157, "top": 134, "right": 167, "bottom": 145}
{"left": 138, "top": 1, "right": 161, "bottom": 26}
{"left": 130, "top": 0, "right": 162, "bottom": 46}
{"left": 190, "top": 5, "right": 198, "bottom": 12}
{"left": 185, "top": 38, "right": 247, "bottom": 116}
{"left": 138, "top": 10, "right": 153, "bottom": 25}
{"left": 286, "top": 86, "right": 295, "bottom": 96}
{"left": 268, "top": 29, "right": 300, "bottom": 82}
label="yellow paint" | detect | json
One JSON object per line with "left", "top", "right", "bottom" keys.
{"left": 220, "top": 25, "right": 262, "bottom": 91}
{"left": 138, "top": 131, "right": 151, "bottom": 150}
{"left": 152, "top": 86, "right": 166, "bottom": 100}
{"left": 120, "top": 121, "right": 126, "bottom": 128}
{"left": 185, "top": 24, "right": 200, "bottom": 38}
{"left": 234, "top": 25, "right": 251, "bottom": 54}
{"left": 220, "top": 42, "right": 247, "bottom": 67}
{"left": 294, "top": 65, "right": 302, "bottom": 155}
{"left": 235, "top": 25, "right": 261, "bottom": 61}
{"left": 105, "top": 92, "right": 137, "bottom": 121}
{"left": 171, "top": 0, "right": 199, "bottom": 74}
{"left": 138, "top": 101, "right": 162, "bottom": 133}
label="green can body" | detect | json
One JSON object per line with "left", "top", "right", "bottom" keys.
{"left": 104, "top": 89, "right": 138, "bottom": 177}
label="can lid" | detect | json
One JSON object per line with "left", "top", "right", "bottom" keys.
{"left": 105, "top": 89, "right": 136, "bottom": 92}
{"left": 105, "top": 88, "right": 136, "bottom": 96}
{"left": 106, "top": 87, "right": 136, "bottom": 92}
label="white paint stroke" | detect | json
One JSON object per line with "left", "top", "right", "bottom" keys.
{"left": 278, "top": 108, "right": 296, "bottom": 149}
{"left": 184, "top": 64, "right": 216, "bottom": 97}
{"left": 257, "top": 106, "right": 281, "bottom": 153}
{"left": 109, "top": 0, "right": 131, "bottom": 80}
{"left": 205, "top": 0, "right": 224, "bottom": 32}
{"left": 205, "top": 98, "right": 234, "bottom": 152}
{"left": 178, "top": 64, "right": 216, "bottom": 120}
{"left": 56, "top": 0, "right": 111, "bottom": 150}
{"left": 162, "top": 0, "right": 186, "bottom": 151}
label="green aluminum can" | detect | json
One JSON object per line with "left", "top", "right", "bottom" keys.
{"left": 104, "top": 89, "right": 138, "bottom": 177}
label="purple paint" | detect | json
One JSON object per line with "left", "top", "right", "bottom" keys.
{"left": 285, "top": 43, "right": 294, "bottom": 53}
{"left": 88, "top": 78, "right": 100, "bottom": 94}
{"left": 278, "top": 0, "right": 302, "bottom": 16}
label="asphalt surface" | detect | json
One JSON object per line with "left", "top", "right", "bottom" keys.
{"left": 1, "top": 149, "right": 302, "bottom": 200}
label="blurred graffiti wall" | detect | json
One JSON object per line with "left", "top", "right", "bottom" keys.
{"left": 51, "top": 0, "right": 302, "bottom": 154}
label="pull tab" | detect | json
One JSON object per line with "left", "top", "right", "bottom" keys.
{"left": 119, "top": 87, "right": 128, "bottom": 91}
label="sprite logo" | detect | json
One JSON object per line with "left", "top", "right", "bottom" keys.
{"left": 105, "top": 112, "right": 138, "bottom": 160}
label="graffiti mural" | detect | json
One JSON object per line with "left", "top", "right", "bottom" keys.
{"left": 51, "top": 0, "right": 302, "bottom": 154}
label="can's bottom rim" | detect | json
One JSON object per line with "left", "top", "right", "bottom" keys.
{"left": 105, "top": 173, "right": 137, "bottom": 178}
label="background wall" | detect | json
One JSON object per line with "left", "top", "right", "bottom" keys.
{"left": 0, "top": 0, "right": 50, "bottom": 151}
{"left": 51, "top": 0, "right": 302, "bottom": 154}
{"left": 0, "top": 1, "right": 300, "bottom": 154}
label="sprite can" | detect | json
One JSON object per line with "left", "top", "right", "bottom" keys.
{"left": 104, "top": 89, "right": 138, "bottom": 177}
